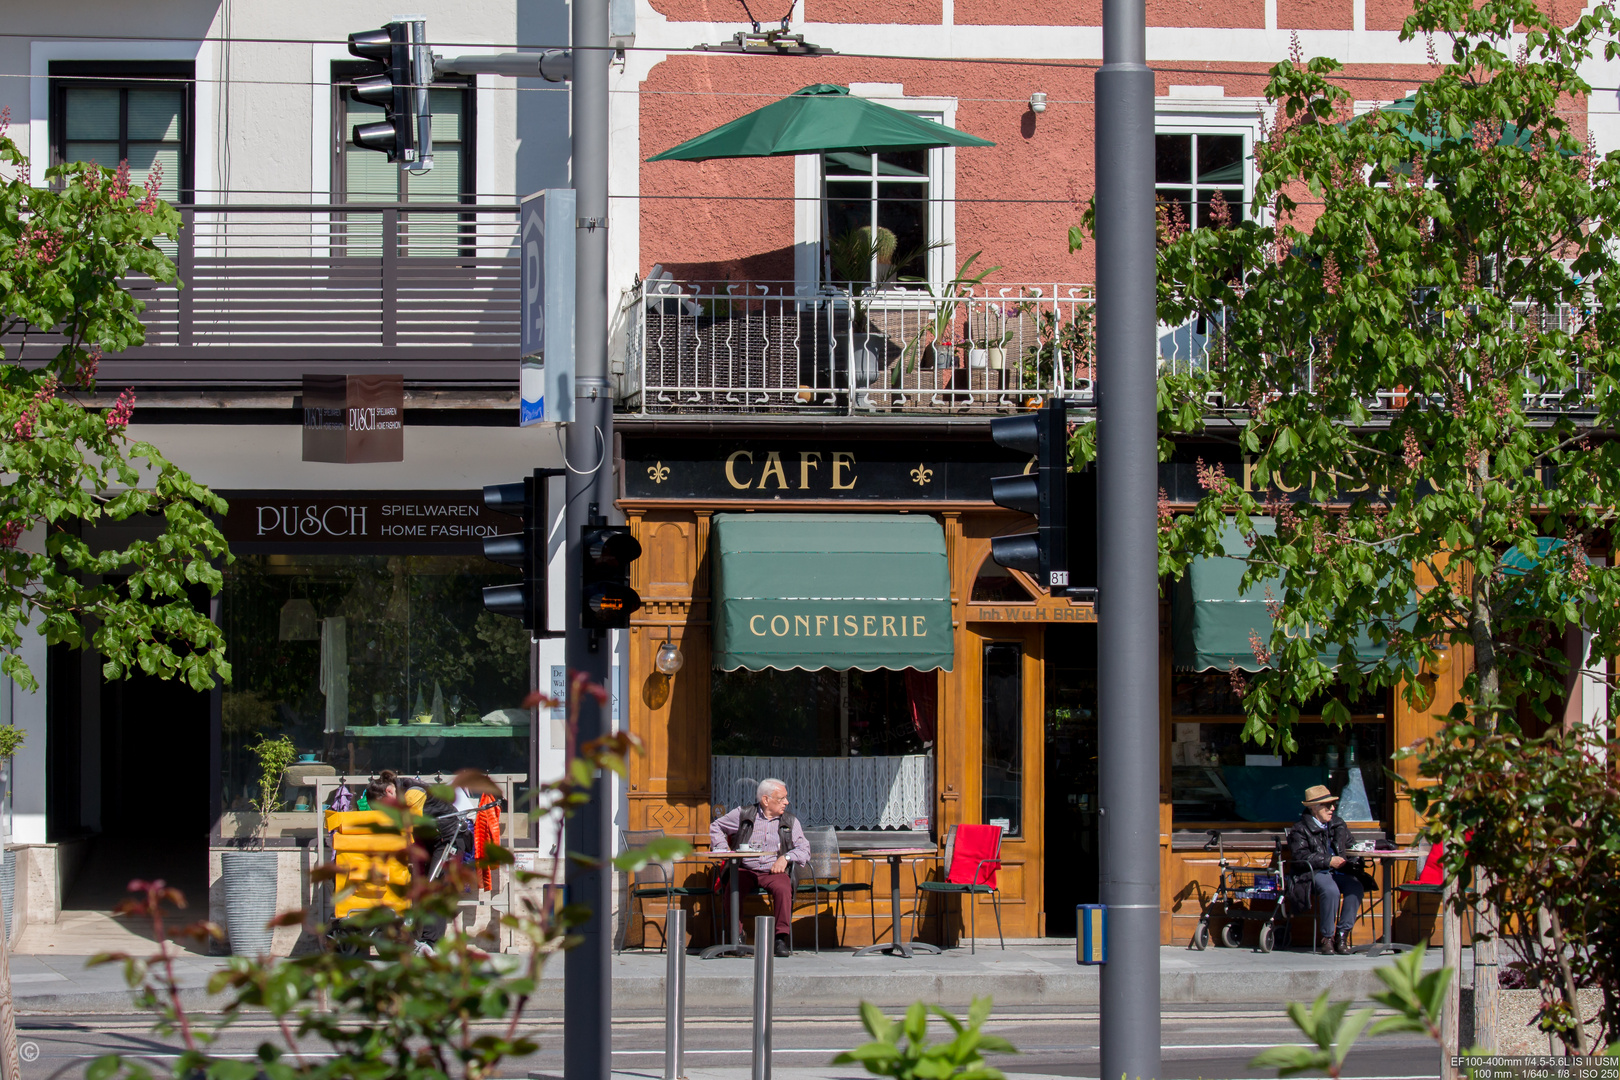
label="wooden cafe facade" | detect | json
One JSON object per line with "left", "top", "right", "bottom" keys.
{"left": 613, "top": 426, "right": 1462, "bottom": 947}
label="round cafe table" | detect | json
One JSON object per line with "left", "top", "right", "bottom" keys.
{"left": 700, "top": 850, "right": 764, "bottom": 959}
{"left": 849, "top": 847, "right": 941, "bottom": 959}
{"left": 1349, "top": 848, "right": 1422, "bottom": 958}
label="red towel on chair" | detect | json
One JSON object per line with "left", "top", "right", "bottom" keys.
{"left": 947, "top": 824, "right": 1002, "bottom": 888}
{"left": 473, "top": 794, "right": 502, "bottom": 890}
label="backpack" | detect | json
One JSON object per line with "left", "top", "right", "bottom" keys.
{"left": 736, "top": 804, "right": 797, "bottom": 855}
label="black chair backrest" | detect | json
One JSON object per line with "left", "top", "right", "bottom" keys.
{"left": 621, "top": 827, "right": 673, "bottom": 886}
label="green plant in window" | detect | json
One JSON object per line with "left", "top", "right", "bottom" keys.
{"left": 220, "top": 690, "right": 276, "bottom": 738}
{"left": 0, "top": 726, "right": 23, "bottom": 759}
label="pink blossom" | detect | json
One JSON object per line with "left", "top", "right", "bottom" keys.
{"left": 0, "top": 520, "right": 21, "bottom": 550}
{"left": 1323, "top": 254, "right": 1341, "bottom": 295}
{"left": 0, "top": 105, "right": 9, "bottom": 143}
{"left": 1195, "top": 456, "right": 1227, "bottom": 491}
{"left": 1209, "top": 189, "right": 1232, "bottom": 228}
{"left": 1403, "top": 427, "right": 1424, "bottom": 471}
{"left": 1158, "top": 487, "right": 1173, "bottom": 533}
{"left": 1227, "top": 665, "right": 1248, "bottom": 697}
{"left": 1248, "top": 629, "right": 1272, "bottom": 667}
{"left": 105, "top": 387, "right": 136, "bottom": 431}
{"left": 109, "top": 160, "right": 131, "bottom": 202}
{"left": 13, "top": 409, "right": 35, "bottom": 441}
{"left": 1289, "top": 31, "right": 1303, "bottom": 67}
{"left": 139, "top": 160, "right": 163, "bottom": 214}
{"left": 77, "top": 344, "right": 101, "bottom": 386}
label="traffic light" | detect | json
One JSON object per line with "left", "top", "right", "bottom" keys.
{"left": 581, "top": 525, "right": 643, "bottom": 630}
{"left": 347, "top": 20, "right": 434, "bottom": 171}
{"left": 990, "top": 398, "right": 1070, "bottom": 591}
{"left": 481, "top": 469, "right": 562, "bottom": 635}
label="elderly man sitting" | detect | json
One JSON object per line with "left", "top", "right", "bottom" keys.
{"left": 710, "top": 778, "right": 810, "bottom": 957}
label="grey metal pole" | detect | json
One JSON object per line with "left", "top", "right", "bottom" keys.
{"left": 562, "top": 0, "right": 613, "bottom": 1073}
{"left": 664, "top": 907, "right": 687, "bottom": 1080}
{"left": 751, "top": 914, "right": 774, "bottom": 1080}
{"left": 1094, "top": 0, "right": 1160, "bottom": 1070}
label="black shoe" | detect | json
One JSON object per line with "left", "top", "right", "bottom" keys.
{"left": 1317, "top": 935, "right": 1335, "bottom": 954}
{"left": 774, "top": 936, "right": 791, "bottom": 957}
{"left": 1332, "top": 931, "right": 1351, "bottom": 955}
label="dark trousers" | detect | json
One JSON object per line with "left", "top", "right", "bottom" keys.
{"left": 1311, "top": 870, "right": 1365, "bottom": 934}
{"left": 727, "top": 866, "right": 794, "bottom": 936}
{"left": 420, "top": 832, "right": 471, "bottom": 944}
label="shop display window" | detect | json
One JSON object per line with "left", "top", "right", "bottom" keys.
{"left": 1170, "top": 672, "right": 1388, "bottom": 825}
{"left": 219, "top": 554, "right": 531, "bottom": 819}
{"left": 710, "top": 667, "right": 935, "bottom": 831}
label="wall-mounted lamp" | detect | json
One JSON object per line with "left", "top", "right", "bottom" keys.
{"left": 654, "top": 628, "right": 685, "bottom": 675}
{"left": 1029, "top": 92, "right": 1048, "bottom": 114}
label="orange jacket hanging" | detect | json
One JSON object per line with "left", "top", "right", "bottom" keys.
{"left": 473, "top": 793, "right": 502, "bottom": 889}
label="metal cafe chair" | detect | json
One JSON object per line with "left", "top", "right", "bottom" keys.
{"left": 913, "top": 823, "right": 1005, "bottom": 954}
{"left": 791, "top": 825, "right": 876, "bottom": 953}
{"left": 618, "top": 827, "right": 716, "bottom": 953}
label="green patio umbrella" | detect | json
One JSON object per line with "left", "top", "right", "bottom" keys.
{"left": 646, "top": 84, "right": 994, "bottom": 161}
{"left": 1346, "top": 95, "right": 1535, "bottom": 153}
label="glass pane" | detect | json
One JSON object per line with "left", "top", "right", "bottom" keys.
{"left": 875, "top": 148, "right": 928, "bottom": 178}
{"left": 127, "top": 143, "right": 181, "bottom": 201}
{"left": 1170, "top": 721, "right": 1387, "bottom": 824}
{"left": 1155, "top": 189, "right": 1193, "bottom": 233}
{"left": 1195, "top": 134, "right": 1245, "bottom": 186}
{"left": 1194, "top": 187, "right": 1245, "bottom": 229}
{"left": 427, "top": 88, "right": 462, "bottom": 141}
{"left": 823, "top": 151, "right": 870, "bottom": 176}
{"left": 876, "top": 186, "right": 928, "bottom": 283}
{"left": 1155, "top": 133, "right": 1192, "bottom": 184}
{"left": 346, "top": 100, "right": 402, "bottom": 202}
{"left": 128, "top": 90, "right": 182, "bottom": 141}
{"left": 971, "top": 560, "right": 1034, "bottom": 603}
{"left": 982, "top": 641, "right": 1023, "bottom": 837}
{"left": 219, "top": 554, "right": 531, "bottom": 828}
{"left": 407, "top": 146, "right": 460, "bottom": 201}
{"left": 64, "top": 88, "right": 120, "bottom": 141}
{"left": 63, "top": 141, "right": 120, "bottom": 169}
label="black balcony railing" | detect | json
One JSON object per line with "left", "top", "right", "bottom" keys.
{"left": 2, "top": 203, "right": 521, "bottom": 385}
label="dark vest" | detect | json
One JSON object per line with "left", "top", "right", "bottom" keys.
{"left": 736, "top": 805, "right": 797, "bottom": 853}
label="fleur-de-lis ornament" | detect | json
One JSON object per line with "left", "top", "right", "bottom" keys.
{"left": 910, "top": 464, "right": 934, "bottom": 486}
{"left": 648, "top": 461, "right": 671, "bottom": 484}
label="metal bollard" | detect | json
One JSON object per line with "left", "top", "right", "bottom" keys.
{"left": 751, "top": 914, "right": 774, "bottom": 1080}
{"left": 664, "top": 907, "right": 687, "bottom": 1080}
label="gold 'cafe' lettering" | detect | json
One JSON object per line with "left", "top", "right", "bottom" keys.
{"left": 725, "top": 450, "right": 858, "bottom": 491}
{"left": 748, "top": 613, "right": 929, "bottom": 638}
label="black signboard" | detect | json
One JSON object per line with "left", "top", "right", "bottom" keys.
{"left": 623, "top": 439, "right": 1032, "bottom": 502}
{"left": 220, "top": 492, "right": 519, "bottom": 553}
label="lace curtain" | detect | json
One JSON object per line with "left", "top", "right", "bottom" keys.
{"left": 712, "top": 754, "right": 934, "bottom": 830}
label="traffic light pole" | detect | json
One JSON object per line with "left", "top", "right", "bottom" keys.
{"left": 1094, "top": 0, "right": 1160, "bottom": 1073}
{"left": 562, "top": 0, "right": 614, "bottom": 1075}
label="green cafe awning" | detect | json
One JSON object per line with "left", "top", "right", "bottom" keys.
{"left": 710, "top": 512, "right": 954, "bottom": 672}
{"left": 1172, "top": 519, "right": 1392, "bottom": 672}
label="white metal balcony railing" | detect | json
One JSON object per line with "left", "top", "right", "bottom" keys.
{"left": 620, "top": 275, "right": 1097, "bottom": 414}
{"left": 1156, "top": 301, "right": 1596, "bottom": 414}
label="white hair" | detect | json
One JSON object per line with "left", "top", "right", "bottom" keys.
{"left": 758, "top": 778, "right": 786, "bottom": 802}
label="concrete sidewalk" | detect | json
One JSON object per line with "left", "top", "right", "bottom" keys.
{"left": 9, "top": 939, "right": 1458, "bottom": 1015}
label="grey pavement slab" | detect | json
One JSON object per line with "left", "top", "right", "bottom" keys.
{"left": 8, "top": 941, "right": 1459, "bottom": 1014}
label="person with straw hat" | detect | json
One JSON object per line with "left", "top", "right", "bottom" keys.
{"left": 1285, "top": 784, "right": 1367, "bottom": 955}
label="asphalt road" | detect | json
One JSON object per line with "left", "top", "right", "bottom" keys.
{"left": 18, "top": 1006, "right": 1440, "bottom": 1080}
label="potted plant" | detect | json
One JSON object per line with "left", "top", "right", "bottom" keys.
{"left": 222, "top": 734, "right": 296, "bottom": 956}
{"left": 828, "top": 228, "right": 946, "bottom": 390}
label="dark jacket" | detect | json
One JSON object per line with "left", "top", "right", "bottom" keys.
{"left": 1286, "top": 809, "right": 1374, "bottom": 910}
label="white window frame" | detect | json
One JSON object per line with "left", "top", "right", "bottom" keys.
{"left": 29, "top": 38, "right": 214, "bottom": 194}
{"left": 793, "top": 85, "right": 958, "bottom": 296}
{"left": 1154, "top": 89, "right": 1269, "bottom": 231}
{"left": 1155, "top": 90, "right": 1269, "bottom": 371}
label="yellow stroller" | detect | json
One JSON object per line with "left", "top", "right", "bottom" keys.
{"left": 324, "top": 786, "right": 428, "bottom": 927}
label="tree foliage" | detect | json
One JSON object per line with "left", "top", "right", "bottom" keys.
{"left": 0, "top": 118, "right": 230, "bottom": 692}
{"left": 1150, "top": 0, "right": 1620, "bottom": 745}
{"left": 1130, "top": 0, "right": 1620, "bottom": 1054}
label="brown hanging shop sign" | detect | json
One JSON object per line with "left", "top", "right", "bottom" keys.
{"left": 302, "top": 374, "right": 404, "bottom": 463}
